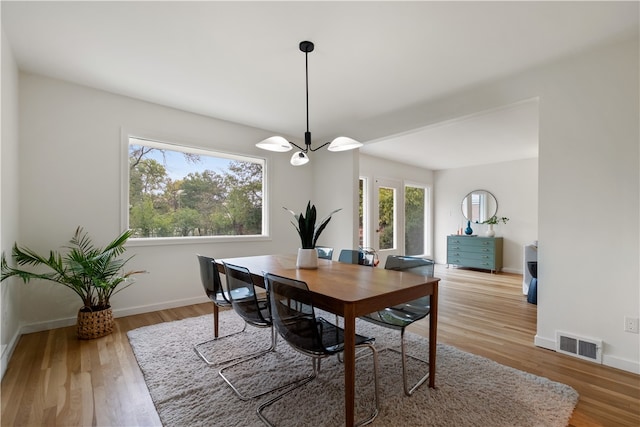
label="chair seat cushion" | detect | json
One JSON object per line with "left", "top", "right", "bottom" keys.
{"left": 362, "top": 298, "right": 430, "bottom": 329}
{"left": 284, "top": 317, "right": 375, "bottom": 355}
{"left": 212, "top": 288, "right": 251, "bottom": 306}
{"left": 233, "top": 296, "right": 271, "bottom": 326}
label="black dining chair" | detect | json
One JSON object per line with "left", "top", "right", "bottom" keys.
{"left": 193, "top": 254, "right": 246, "bottom": 365}
{"left": 316, "top": 246, "right": 334, "bottom": 260}
{"left": 258, "top": 273, "right": 380, "bottom": 427}
{"left": 218, "top": 262, "right": 307, "bottom": 401}
{"left": 361, "top": 255, "right": 434, "bottom": 396}
{"left": 338, "top": 248, "right": 378, "bottom": 267}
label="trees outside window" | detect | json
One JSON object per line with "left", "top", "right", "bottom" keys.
{"left": 405, "top": 185, "right": 426, "bottom": 256}
{"left": 128, "top": 137, "right": 264, "bottom": 239}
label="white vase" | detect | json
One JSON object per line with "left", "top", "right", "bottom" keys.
{"left": 296, "top": 248, "right": 318, "bottom": 269}
{"left": 485, "top": 224, "right": 495, "bottom": 237}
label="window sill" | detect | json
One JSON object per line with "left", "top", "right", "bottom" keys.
{"left": 126, "top": 234, "right": 271, "bottom": 247}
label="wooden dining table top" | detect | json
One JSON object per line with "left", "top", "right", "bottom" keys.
{"left": 216, "top": 253, "right": 439, "bottom": 316}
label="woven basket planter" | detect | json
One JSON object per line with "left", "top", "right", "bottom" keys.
{"left": 77, "top": 306, "right": 114, "bottom": 340}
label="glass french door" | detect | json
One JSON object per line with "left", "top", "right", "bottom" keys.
{"left": 373, "top": 178, "right": 402, "bottom": 265}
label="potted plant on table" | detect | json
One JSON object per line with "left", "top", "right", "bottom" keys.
{"left": 482, "top": 215, "right": 509, "bottom": 237}
{"left": 0, "top": 227, "right": 146, "bottom": 339}
{"left": 284, "top": 201, "right": 341, "bottom": 269}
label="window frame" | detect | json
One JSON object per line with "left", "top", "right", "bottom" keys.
{"left": 121, "top": 129, "right": 271, "bottom": 246}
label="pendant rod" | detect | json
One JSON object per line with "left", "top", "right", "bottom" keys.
{"left": 305, "top": 48, "right": 309, "bottom": 136}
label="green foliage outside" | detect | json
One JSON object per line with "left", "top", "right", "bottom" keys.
{"left": 378, "top": 187, "right": 394, "bottom": 250}
{"left": 129, "top": 145, "right": 263, "bottom": 238}
{"left": 405, "top": 186, "right": 425, "bottom": 255}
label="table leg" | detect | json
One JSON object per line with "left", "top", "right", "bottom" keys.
{"left": 343, "top": 305, "right": 356, "bottom": 427}
{"left": 429, "top": 284, "right": 438, "bottom": 388}
{"left": 213, "top": 303, "right": 220, "bottom": 338}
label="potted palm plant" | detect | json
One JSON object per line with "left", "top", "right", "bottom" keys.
{"left": 284, "top": 201, "right": 341, "bottom": 269}
{"left": 0, "top": 227, "right": 145, "bottom": 339}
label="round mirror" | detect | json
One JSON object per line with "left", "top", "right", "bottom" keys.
{"left": 461, "top": 190, "right": 498, "bottom": 223}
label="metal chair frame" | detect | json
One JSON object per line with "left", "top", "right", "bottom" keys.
{"left": 257, "top": 273, "right": 380, "bottom": 427}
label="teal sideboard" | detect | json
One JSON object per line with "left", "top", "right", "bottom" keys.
{"left": 447, "top": 235, "right": 503, "bottom": 273}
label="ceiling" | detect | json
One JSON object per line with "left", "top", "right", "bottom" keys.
{"left": 3, "top": 1, "right": 637, "bottom": 170}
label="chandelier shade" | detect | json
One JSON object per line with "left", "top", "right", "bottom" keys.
{"left": 256, "top": 136, "right": 293, "bottom": 152}
{"left": 327, "top": 137, "right": 363, "bottom": 152}
{"left": 290, "top": 151, "right": 310, "bottom": 166}
{"left": 256, "top": 41, "right": 362, "bottom": 166}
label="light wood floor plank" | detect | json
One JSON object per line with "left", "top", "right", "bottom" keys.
{"left": 1, "top": 265, "right": 638, "bottom": 426}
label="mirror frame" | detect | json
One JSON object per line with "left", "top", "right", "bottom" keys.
{"left": 461, "top": 189, "right": 498, "bottom": 223}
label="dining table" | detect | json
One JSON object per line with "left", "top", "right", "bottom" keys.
{"left": 215, "top": 253, "right": 439, "bottom": 427}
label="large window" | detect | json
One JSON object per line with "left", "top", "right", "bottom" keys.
{"left": 127, "top": 136, "right": 265, "bottom": 239}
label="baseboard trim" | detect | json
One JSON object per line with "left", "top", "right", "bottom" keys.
{"left": 535, "top": 334, "right": 640, "bottom": 374}
{"left": 19, "top": 296, "right": 211, "bottom": 335}
{"left": 1, "top": 329, "right": 21, "bottom": 380}
{"left": 113, "top": 296, "right": 210, "bottom": 318}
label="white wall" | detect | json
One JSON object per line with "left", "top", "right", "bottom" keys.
{"left": 535, "top": 37, "right": 639, "bottom": 373}
{"left": 312, "top": 147, "right": 360, "bottom": 253}
{"left": 16, "top": 73, "right": 322, "bottom": 330}
{"left": 434, "top": 158, "right": 538, "bottom": 273}
{"left": 1, "top": 29, "right": 22, "bottom": 378}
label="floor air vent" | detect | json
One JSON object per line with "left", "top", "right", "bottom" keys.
{"left": 556, "top": 331, "right": 602, "bottom": 363}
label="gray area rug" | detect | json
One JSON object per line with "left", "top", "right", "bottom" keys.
{"left": 127, "top": 310, "right": 578, "bottom": 426}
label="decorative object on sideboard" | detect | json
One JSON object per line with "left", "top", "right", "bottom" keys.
{"left": 464, "top": 220, "right": 474, "bottom": 235}
{"left": 482, "top": 215, "right": 510, "bottom": 237}
{"left": 284, "top": 201, "right": 341, "bottom": 269}
{"left": 256, "top": 41, "right": 363, "bottom": 166}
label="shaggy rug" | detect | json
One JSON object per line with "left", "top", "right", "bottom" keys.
{"left": 127, "top": 310, "right": 578, "bottom": 427}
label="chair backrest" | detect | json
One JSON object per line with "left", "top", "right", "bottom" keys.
{"left": 263, "top": 273, "right": 326, "bottom": 354}
{"left": 316, "top": 246, "right": 334, "bottom": 260}
{"left": 338, "top": 249, "right": 377, "bottom": 267}
{"left": 384, "top": 255, "right": 434, "bottom": 277}
{"left": 197, "top": 254, "right": 227, "bottom": 302}
{"left": 223, "top": 262, "right": 270, "bottom": 325}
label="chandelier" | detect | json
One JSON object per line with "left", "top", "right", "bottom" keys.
{"left": 256, "top": 41, "right": 362, "bottom": 166}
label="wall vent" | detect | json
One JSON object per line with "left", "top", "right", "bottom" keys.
{"left": 556, "top": 331, "right": 602, "bottom": 363}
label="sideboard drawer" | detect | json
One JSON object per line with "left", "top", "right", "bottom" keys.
{"left": 447, "top": 235, "right": 503, "bottom": 273}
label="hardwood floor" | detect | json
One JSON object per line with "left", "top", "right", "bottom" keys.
{"left": 2, "top": 265, "right": 638, "bottom": 426}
